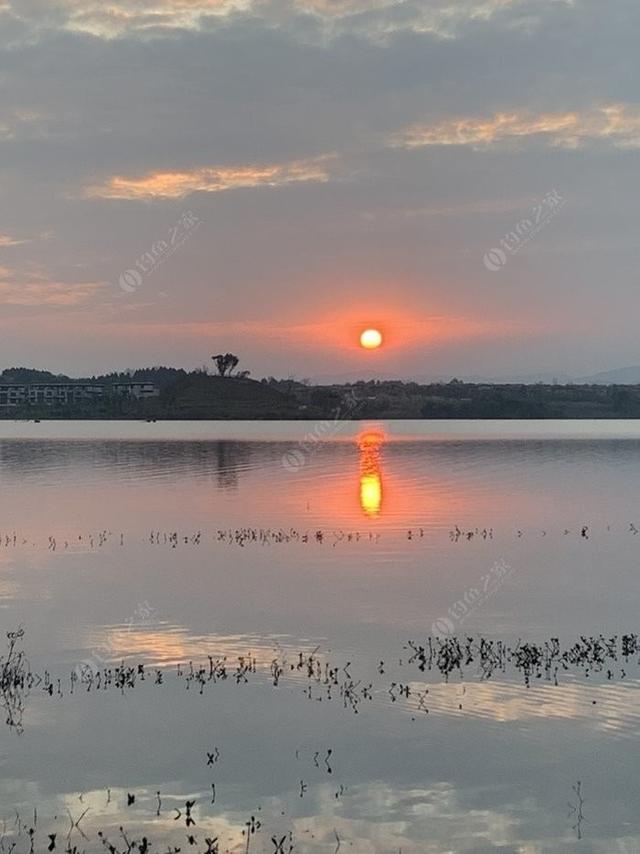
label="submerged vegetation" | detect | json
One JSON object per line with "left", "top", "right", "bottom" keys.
{"left": 1, "top": 521, "right": 639, "bottom": 553}
{"left": 0, "top": 628, "right": 28, "bottom": 733}
{"left": 0, "top": 625, "right": 630, "bottom": 849}
{"left": 0, "top": 624, "right": 616, "bottom": 851}
{"left": 3, "top": 628, "right": 640, "bottom": 738}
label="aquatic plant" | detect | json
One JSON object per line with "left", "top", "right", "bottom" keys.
{"left": 0, "top": 628, "right": 29, "bottom": 733}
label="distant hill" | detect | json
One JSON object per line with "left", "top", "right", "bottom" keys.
{"left": 311, "top": 367, "right": 640, "bottom": 386}
{"left": 576, "top": 367, "right": 640, "bottom": 384}
{"left": 0, "top": 365, "right": 187, "bottom": 388}
{"left": 308, "top": 370, "right": 573, "bottom": 385}
{"left": 6, "top": 362, "right": 640, "bottom": 419}
{"left": 0, "top": 367, "right": 71, "bottom": 384}
{"left": 164, "top": 374, "right": 301, "bottom": 419}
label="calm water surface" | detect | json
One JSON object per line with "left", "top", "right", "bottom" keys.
{"left": 1, "top": 420, "right": 640, "bottom": 852}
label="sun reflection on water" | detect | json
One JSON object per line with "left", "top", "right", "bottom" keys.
{"left": 358, "top": 430, "right": 385, "bottom": 517}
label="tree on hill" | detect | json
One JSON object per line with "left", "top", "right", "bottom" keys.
{"left": 92, "top": 367, "right": 188, "bottom": 389}
{"left": 0, "top": 367, "right": 70, "bottom": 384}
{"left": 211, "top": 353, "right": 240, "bottom": 377}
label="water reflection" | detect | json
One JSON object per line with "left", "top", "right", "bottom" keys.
{"left": 358, "top": 431, "right": 385, "bottom": 517}
{"left": 5, "top": 427, "right": 640, "bottom": 851}
{"left": 0, "top": 439, "right": 260, "bottom": 487}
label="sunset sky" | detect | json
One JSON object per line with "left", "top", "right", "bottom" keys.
{"left": 1, "top": 0, "right": 638, "bottom": 380}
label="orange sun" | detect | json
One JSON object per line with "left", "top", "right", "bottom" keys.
{"left": 360, "top": 328, "right": 383, "bottom": 349}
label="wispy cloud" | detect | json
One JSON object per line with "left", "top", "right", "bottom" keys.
{"left": 392, "top": 104, "right": 640, "bottom": 150}
{"left": 0, "top": 110, "right": 58, "bottom": 142}
{"left": 4, "top": 0, "right": 534, "bottom": 40}
{"left": 362, "top": 197, "right": 535, "bottom": 221}
{"left": 294, "top": 0, "right": 524, "bottom": 37}
{"left": 286, "top": 0, "right": 571, "bottom": 47}
{"left": 0, "top": 268, "right": 105, "bottom": 306}
{"left": 1, "top": 0, "right": 250, "bottom": 37}
{"left": 85, "top": 155, "right": 336, "bottom": 200}
{"left": 5, "top": 0, "right": 253, "bottom": 40}
{"left": 0, "top": 234, "right": 29, "bottom": 248}
{"left": 293, "top": 0, "right": 401, "bottom": 15}
{"left": 0, "top": 282, "right": 104, "bottom": 307}
{"left": 295, "top": 0, "right": 520, "bottom": 16}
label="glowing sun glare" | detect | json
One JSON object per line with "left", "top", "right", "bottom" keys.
{"left": 358, "top": 431, "right": 384, "bottom": 517}
{"left": 360, "top": 328, "right": 383, "bottom": 349}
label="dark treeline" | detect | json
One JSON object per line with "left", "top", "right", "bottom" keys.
{"left": 3, "top": 366, "right": 640, "bottom": 419}
{"left": 0, "top": 365, "right": 190, "bottom": 389}
{"left": 260, "top": 376, "right": 640, "bottom": 419}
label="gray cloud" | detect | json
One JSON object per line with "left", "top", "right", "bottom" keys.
{"left": 0, "top": 0, "right": 638, "bottom": 376}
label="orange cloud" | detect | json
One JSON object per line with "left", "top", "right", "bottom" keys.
{"left": 85, "top": 155, "right": 335, "bottom": 200}
{"left": 392, "top": 104, "right": 640, "bottom": 150}
{"left": 0, "top": 234, "right": 28, "bottom": 247}
{"left": 56, "top": 0, "right": 250, "bottom": 38}
{"left": 7, "top": 0, "right": 530, "bottom": 39}
{"left": 0, "top": 279, "right": 105, "bottom": 307}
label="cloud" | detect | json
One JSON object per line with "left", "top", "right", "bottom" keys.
{"left": 1, "top": 0, "right": 639, "bottom": 378}
{"left": 0, "top": 282, "right": 103, "bottom": 307}
{"left": 84, "top": 155, "right": 336, "bottom": 200}
{"left": 294, "top": 0, "right": 396, "bottom": 12}
{"left": 3, "top": 0, "right": 552, "bottom": 41}
{"left": 0, "top": 271, "right": 105, "bottom": 306}
{"left": 290, "top": 0, "right": 565, "bottom": 46}
{"left": 0, "top": 234, "right": 28, "bottom": 247}
{"left": 293, "top": 0, "right": 528, "bottom": 40}
{"left": 294, "top": 0, "right": 520, "bottom": 17}
{"left": 7, "top": 0, "right": 251, "bottom": 39}
{"left": 363, "top": 196, "right": 535, "bottom": 221}
{"left": 391, "top": 103, "right": 640, "bottom": 150}
{"left": 0, "top": 109, "right": 62, "bottom": 142}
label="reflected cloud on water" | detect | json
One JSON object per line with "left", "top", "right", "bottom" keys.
{"left": 4, "top": 428, "right": 640, "bottom": 850}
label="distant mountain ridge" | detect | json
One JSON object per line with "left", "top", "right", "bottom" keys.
{"left": 310, "top": 367, "right": 640, "bottom": 385}
{"left": 4, "top": 364, "right": 640, "bottom": 387}
{"left": 575, "top": 367, "right": 640, "bottom": 384}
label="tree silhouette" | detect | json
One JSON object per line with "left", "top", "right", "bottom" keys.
{"left": 211, "top": 353, "right": 240, "bottom": 377}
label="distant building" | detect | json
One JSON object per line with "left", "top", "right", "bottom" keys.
{"left": 0, "top": 382, "right": 159, "bottom": 407}
{"left": 111, "top": 382, "right": 159, "bottom": 400}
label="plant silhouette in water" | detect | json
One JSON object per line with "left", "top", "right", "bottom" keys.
{"left": 568, "top": 780, "right": 586, "bottom": 840}
{"left": 0, "top": 628, "right": 29, "bottom": 733}
{"left": 2, "top": 797, "right": 299, "bottom": 854}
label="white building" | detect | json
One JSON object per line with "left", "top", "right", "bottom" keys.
{"left": 0, "top": 382, "right": 159, "bottom": 407}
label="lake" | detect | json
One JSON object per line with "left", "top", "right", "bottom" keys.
{"left": 2, "top": 419, "right": 640, "bottom": 852}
